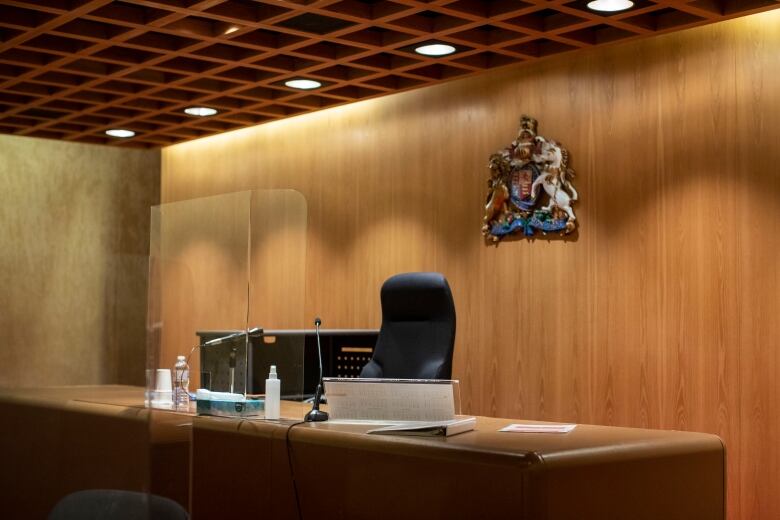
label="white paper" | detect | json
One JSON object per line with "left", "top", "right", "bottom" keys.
{"left": 499, "top": 423, "right": 576, "bottom": 433}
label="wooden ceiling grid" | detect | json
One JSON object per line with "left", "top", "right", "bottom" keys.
{"left": 0, "top": 0, "right": 777, "bottom": 148}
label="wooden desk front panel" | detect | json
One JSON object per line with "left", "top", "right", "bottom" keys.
{"left": 190, "top": 417, "right": 299, "bottom": 520}
{"left": 0, "top": 390, "right": 151, "bottom": 519}
{"left": 288, "top": 418, "right": 724, "bottom": 520}
{"left": 289, "top": 431, "right": 534, "bottom": 519}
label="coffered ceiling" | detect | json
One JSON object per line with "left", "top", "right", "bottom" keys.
{"left": 1, "top": 0, "right": 777, "bottom": 148}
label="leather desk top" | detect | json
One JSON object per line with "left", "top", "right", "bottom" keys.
{"left": 0, "top": 385, "right": 725, "bottom": 519}
{"left": 0, "top": 385, "right": 724, "bottom": 465}
{"left": 295, "top": 414, "right": 724, "bottom": 468}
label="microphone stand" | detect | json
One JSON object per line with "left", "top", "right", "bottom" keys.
{"left": 229, "top": 347, "right": 237, "bottom": 394}
{"left": 182, "top": 327, "right": 263, "bottom": 394}
{"left": 304, "top": 317, "right": 329, "bottom": 422}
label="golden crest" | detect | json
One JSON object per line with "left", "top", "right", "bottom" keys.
{"left": 482, "top": 116, "right": 578, "bottom": 242}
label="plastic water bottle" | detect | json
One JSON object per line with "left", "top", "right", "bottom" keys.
{"left": 173, "top": 355, "right": 190, "bottom": 410}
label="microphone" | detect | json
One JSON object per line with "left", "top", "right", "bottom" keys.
{"left": 200, "top": 327, "right": 262, "bottom": 394}
{"left": 304, "top": 316, "right": 329, "bottom": 422}
{"left": 202, "top": 327, "right": 262, "bottom": 346}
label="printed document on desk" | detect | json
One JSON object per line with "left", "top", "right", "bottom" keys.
{"left": 323, "top": 378, "right": 458, "bottom": 422}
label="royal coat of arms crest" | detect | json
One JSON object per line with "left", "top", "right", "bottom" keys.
{"left": 482, "top": 115, "right": 578, "bottom": 242}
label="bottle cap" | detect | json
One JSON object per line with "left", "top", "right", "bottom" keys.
{"left": 177, "top": 355, "right": 185, "bottom": 361}
{"left": 269, "top": 365, "right": 278, "bottom": 379}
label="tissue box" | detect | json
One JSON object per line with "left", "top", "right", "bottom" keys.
{"left": 195, "top": 389, "right": 264, "bottom": 417}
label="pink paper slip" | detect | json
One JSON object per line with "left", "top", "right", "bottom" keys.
{"left": 499, "top": 423, "right": 576, "bottom": 433}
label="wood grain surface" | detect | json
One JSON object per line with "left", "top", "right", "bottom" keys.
{"left": 160, "top": 11, "right": 780, "bottom": 519}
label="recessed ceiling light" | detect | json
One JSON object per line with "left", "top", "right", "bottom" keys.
{"left": 105, "top": 129, "right": 135, "bottom": 138}
{"left": 414, "top": 43, "right": 457, "bottom": 57}
{"left": 224, "top": 25, "right": 240, "bottom": 35}
{"left": 285, "top": 79, "right": 322, "bottom": 90}
{"left": 587, "top": 0, "right": 633, "bottom": 11}
{"left": 184, "top": 106, "right": 218, "bottom": 117}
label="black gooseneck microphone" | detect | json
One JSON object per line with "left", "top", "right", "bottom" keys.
{"left": 304, "top": 317, "right": 329, "bottom": 422}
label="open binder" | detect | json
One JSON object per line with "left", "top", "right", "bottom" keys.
{"left": 367, "top": 417, "right": 476, "bottom": 437}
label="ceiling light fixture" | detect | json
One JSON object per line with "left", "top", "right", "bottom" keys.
{"left": 414, "top": 43, "right": 457, "bottom": 57}
{"left": 587, "top": 0, "right": 633, "bottom": 12}
{"left": 105, "top": 129, "right": 135, "bottom": 138}
{"left": 285, "top": 79, "right": 322, "bottom": 90}
{"left": 184, "top": 106, "right": 218, "bottom": 117}
{"left": 224, "top": 25, "right": 240, "bottom": 35}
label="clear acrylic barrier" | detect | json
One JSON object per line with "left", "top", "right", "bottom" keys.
{"left": 147, "top": 191, "right": 250, "bottom": 409}
{"left": 146, "top": 190, "right": 308, "bottom": 411}
{"left": 143, "top": 190, "right": 308, "bottom": 507}
{"left": 322, "top": 378, "right": 462, "bottom": 423}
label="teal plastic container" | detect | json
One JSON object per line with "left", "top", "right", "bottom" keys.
{"left": 196, "top": 397, "right": 264, "bottom": 417}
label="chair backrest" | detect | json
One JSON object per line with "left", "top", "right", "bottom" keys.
{"left": 360, "top": 272, "right": 456, "bottom": 379}
{"left": 48, "top": 489, "right": 188, "bottom": 520}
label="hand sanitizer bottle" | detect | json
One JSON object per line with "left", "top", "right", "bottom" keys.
{"left": 265, "top": 365, "right": 280, "bottom": 420}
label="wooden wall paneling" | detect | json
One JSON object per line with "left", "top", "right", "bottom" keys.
{"left": 735, "top": 12, "right": 780, "bottom": 520}
{"left": 656, "top": 20, "right": 742, "bottom": 517}
{"left": 309, "top": 111, "right": 363, "bottom": 329}
{"left": 248, "top": 190, "right": 307, "bottom": 330}
{"left": 160, "top": 11, "right": 780, "bottom": 519}
{"left": 627, "top": 38, "right": 665, "bottom": 433}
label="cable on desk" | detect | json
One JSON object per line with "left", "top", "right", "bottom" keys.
{"left": 286, "top": 420, "right": 306, "bottom": 520}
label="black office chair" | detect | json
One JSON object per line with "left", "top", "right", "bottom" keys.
{"left": 48, "top": 490, "right": 188, "bottom": 520}
{"left": 360, "top": 272, "right": 456, "bottom": 379}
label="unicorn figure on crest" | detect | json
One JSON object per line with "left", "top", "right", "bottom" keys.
{"left": 531, "top": 138, "right": 578, "bottom": 227}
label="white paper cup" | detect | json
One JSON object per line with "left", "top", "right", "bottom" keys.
{"left": 155, "top": 368, "right": 172, "bottom": 392}
{"left": 151, "top": 368, "right": 173, "bottom": 407}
